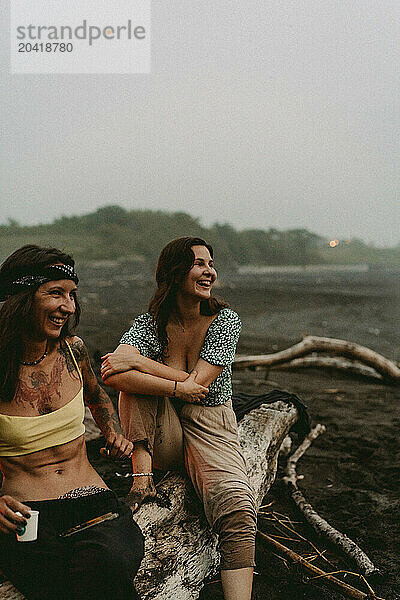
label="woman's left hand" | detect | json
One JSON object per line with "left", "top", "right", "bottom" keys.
{"left": 101, "top": 347, "right": 140, "bottom": 381}
{"left": 100, "top": 433, "right": 134, "bottom": 460}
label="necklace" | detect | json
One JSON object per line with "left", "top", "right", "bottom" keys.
{"left": 21, "top": 342, "right": 48, "bottom": 366}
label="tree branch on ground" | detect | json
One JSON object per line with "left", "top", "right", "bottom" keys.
{"left": 283, "top": 425, "right": 379, "bottom": 577}
{"left": 234, "top": 336, "right": 400, "bottom": 383}
{"left": 257, "top": 530, "right": 384, "bottom": 600}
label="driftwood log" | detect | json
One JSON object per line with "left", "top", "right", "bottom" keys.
{"left": 283, "top": 425, "right": 379, "bottom": 577}
{"left": 271, "top": 357, "right": 384, "bottom": 381}
{"left": 234, "top": 335, "right": 400, "bottom": 383}
{"left": 0, "top": 400, "right": 299, "bottom": 600}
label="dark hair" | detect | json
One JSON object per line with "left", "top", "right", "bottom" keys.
{"left": 0, "top": 245, "right": 80, "bottom": 402}
{"left": 148, "top": 237, "right": 228, "bottom": 356}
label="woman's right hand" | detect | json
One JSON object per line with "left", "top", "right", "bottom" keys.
{"left": 0, "top": 495, "right": 31, "bottom": 535}
{"left": 101, "top": 345, "right": 140, "bottom": 381}
{"left": 175, "top": 371, "right": 208, "bottom": 403}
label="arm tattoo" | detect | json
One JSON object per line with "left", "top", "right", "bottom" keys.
{"left": 87, "top": 403, "right": 123, "bottom": 437}
{"left": 58, "top": 339, "right": 87, "bottom": 375}
{"left": 86, "top": 389, "right": 123, "bottom": 437}
{"left": 76, "top": 339, "right": 123, "bottom": 436}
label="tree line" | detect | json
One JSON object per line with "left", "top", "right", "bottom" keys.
{"left": 1, "top": 206, "right": 398, "bottom": 267}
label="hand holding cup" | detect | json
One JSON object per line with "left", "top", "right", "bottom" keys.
{"left": 15, "top": 510, "right": 39, "bottom": 541}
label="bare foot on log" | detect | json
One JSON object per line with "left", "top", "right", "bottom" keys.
{"left": 126, "top": 442, "right": 157, "bottom": 512}
{"left": 125, "top": 478, "right": 157, "bottom": 512}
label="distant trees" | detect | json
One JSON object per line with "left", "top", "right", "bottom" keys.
{"left": 0, "top": 206, "right": 398, "bottom": 267}
{"left": 209, "top": 224, "right": 323, "bottom": 266}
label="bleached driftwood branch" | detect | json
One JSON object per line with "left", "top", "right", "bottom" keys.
{"left": 271, "top": 356, "right": 384, "bottom": 380}
{"left": 234, "top": 335, "right": 400, "bottom": 383}
{"left": 257, "top": 531, "right": 383, "bottom": 600}
{"left": 0, "top": 401, "right": 299, "bottom": 600}
{"left": 283, "top": 425, "right": 379, "bottom": 577}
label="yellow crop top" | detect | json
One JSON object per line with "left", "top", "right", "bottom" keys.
{"left": 0, "top": 341, "right": 85, "bottom": 457}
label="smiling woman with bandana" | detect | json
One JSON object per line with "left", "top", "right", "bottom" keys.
{"left": 101, "top": 237, "right": 257, "bottom": 600}
{"left": 0, "top": 244, "right": 144, "bottom": 600}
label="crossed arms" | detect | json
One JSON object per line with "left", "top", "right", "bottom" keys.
{"left": 100, "top": 344, "right": 223, "bottom": 403}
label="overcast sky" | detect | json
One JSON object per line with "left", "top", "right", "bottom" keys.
{"left": 1, "top": 1, "right": 399, "bottom": 246}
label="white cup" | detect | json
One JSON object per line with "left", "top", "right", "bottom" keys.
{"left": 15, "top": 510, "right": 39, "bottom": 542}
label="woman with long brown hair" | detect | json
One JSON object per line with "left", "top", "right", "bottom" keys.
{"left": 0, "top": 244, "right": 144, "bottom": 600}
{"left": 101, "top": 237, "right": 256, "bottom": 600}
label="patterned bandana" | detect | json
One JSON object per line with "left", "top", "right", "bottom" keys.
{"left": 0, "top": 264, "right": 79, "bottom": 301}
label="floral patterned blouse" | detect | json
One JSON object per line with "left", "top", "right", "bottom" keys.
{"left": 119, "top": 308, "right": 241, "bottom": 407}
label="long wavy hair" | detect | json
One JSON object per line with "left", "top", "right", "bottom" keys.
{"left": 148, "top": 237, "right": 228, "bottom": 357}
{"left": 0, "top": 245, "right": 81, "bottom": 402}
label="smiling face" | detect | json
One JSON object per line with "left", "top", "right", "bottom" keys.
{"left": 31, "top": 279, "right": 77, "bottom": 341}
{"left": 179, "top": 245, "right": 217, "bottom": 301}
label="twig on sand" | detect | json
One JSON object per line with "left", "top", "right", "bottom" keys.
{"left": 257, "top": 531, "right": 384, "bottom": 600}
{"left": 283, "top": 424, "right": 380, "bottom": 577}
{"left": 259, "top": 511, "right": 336, "bottom": 569}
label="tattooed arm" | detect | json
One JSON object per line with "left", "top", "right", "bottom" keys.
{"left": 65, "top": 337, "right": 133, "bottom": 459}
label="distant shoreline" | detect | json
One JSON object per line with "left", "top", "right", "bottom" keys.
{"left": 237, "top": 263, "right": 370, "bottom": 274}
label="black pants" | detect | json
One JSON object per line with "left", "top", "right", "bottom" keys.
{"left": 0, "top": 491, "right": 144, "bottom": 600}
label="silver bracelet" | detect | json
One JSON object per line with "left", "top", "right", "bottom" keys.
{"left": 131, "top": 472, "right": 153, "bottom": 477}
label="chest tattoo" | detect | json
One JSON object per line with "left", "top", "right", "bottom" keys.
{"left": 15, "top": 354, "right": 65, "bottom": 414}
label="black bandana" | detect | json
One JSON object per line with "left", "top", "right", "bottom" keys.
{"left": 0, "top": 264, "right": 79, "bottom": 301}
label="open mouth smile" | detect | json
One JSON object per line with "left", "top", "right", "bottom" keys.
{"left": 196, "top": 280, "right": 212, "bottom": 289}
{"left": 49, "top": 316, "right": 67, "bottom": 326}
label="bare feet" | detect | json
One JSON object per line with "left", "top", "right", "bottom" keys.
{"left": 125, "top": 443, "right": 157, "bottom": 512}
{"left": 125, "top": 477, "right": 156, "bottom": 512}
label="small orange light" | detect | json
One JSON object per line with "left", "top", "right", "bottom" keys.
{"left": 329, "top": 240, "right": 339, "bottom": 248}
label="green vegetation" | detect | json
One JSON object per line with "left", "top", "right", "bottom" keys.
{"left": 1, "top": 206, "right": 399, "bottom": 267}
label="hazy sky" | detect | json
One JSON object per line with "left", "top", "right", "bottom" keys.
{"left": 1, "top": 1, "right": 399, "bottom": 246}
